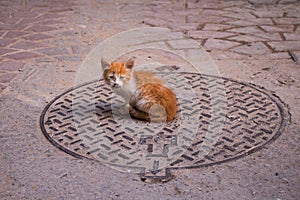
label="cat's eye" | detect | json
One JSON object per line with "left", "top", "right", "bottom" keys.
{"left": 120, "top": 76, "right": 125, "bottom": 80}
{"left": 109, "top": 75, "right": 114, "bottom": 80}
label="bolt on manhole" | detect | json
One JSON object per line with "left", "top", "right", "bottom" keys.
{"left": 40, "top": 72, "right": 288, "bottom": 181}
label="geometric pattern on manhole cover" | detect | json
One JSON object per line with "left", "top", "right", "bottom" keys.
{"left": 40, "top": 72, "right": 288, "bottom": 181}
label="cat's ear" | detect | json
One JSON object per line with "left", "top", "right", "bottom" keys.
{"left": 101, "top": 58, "right": 110, "bottom": 70}
{"left": 126, "top": 58, "right": 134, "bottom": 70}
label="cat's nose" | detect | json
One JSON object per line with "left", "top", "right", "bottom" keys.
{"left": 112, "top": 83, "right": 119, "bottom": 88}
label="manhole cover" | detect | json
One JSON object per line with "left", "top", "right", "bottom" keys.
{"left": 40, "top": 72, "right": 288, "bottom": 181}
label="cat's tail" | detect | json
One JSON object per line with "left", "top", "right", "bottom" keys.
{"left": 128, "top": 104, "right": 167, "bottom": 123}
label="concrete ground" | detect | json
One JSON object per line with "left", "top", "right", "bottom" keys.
{"left": 0, "top": 0, "right": 299, "bottom": 199}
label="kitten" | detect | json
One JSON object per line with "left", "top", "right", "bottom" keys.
{"left": 101, "top": 58, "right": 177, "bottom": 122}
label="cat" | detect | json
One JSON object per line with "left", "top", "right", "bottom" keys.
{"left": 101, "top": 58, "right": 177, "bottom": 122}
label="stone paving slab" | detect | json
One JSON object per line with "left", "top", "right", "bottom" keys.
{"left": 0, "top": 0, "right": 299, "bottom": 199}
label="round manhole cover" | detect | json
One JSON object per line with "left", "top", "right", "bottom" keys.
{"left": 40, "top": 72, "right": 288, "bottom": 180}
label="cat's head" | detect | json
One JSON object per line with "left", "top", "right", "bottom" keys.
{"left": 101, "top": 58, "right": 134, "bottom": 89}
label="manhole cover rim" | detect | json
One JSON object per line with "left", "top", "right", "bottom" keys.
{"left": 39, "top": 72, "right": 288, "bottom": 170}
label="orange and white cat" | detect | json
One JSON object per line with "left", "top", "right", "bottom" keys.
{"left": 101, "top": 58, "right": 177, "bottom": 122}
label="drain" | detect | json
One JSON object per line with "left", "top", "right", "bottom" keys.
{"left": 40, "top": 72, "right": 288, "bottom": 181}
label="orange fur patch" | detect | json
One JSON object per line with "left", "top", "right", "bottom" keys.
{"left": 109, "top": 62, "right": 127, "bottom": 74}
{"left": 130, "top": 83, "right": 177, "bottom": 122}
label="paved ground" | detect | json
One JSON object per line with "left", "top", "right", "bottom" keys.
{"left": 0, "top": 0, "right": 299, "bottom": 199}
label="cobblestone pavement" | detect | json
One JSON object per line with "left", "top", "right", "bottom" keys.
{"left": 0, "top": 0, "right": 299, "bottom": 199}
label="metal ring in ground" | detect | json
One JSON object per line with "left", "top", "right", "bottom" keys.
{"left": 40, "top": 72, "right": 288, "bottom": 180}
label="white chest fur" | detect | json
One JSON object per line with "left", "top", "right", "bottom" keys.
{"left": 114, "top": 76, "right": 137, "bottom": 102}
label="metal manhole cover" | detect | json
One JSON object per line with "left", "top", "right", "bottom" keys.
{"left": 40, "top": 72, "right": 288, "bottom": 181}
